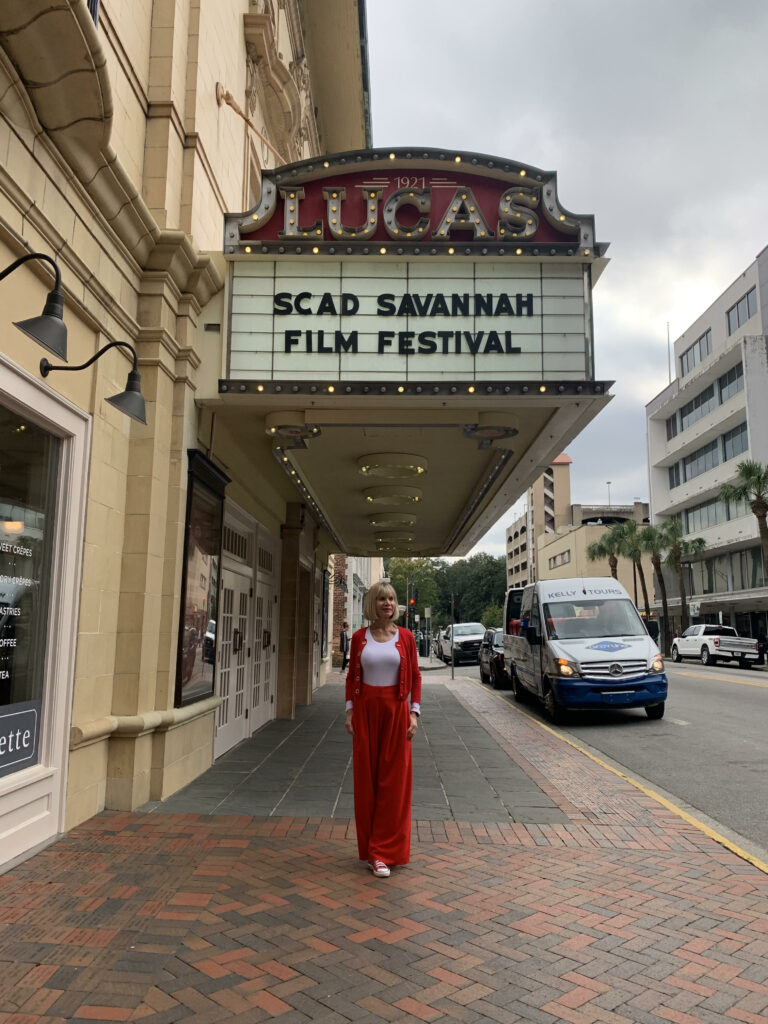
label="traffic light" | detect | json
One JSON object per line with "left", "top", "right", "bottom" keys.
{"left": 409, "top": 597, "right": 415, "bottom": 606}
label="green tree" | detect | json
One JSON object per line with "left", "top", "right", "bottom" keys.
{"left": 435, "top": 553, "right": 505, "bottom": 624}
{"left": 586, "top": 522, "right": 624, "bottom": 579}
{"left": 660, "top": 518, "right": 705, "bottom": 633}
{"left": 385, "top": 557, "right": 442, "bottom": 626}
{"left": 719, "top": 460, "right": 768, "bottom": 586}
{"left": 614, "top": 520, "right": 651, "bottom": 621}
{"left": 639, "top": 524, "right": 672, "bottom": 656}
{"left": 481, "top": 601, "right": 503, "bottom": 628}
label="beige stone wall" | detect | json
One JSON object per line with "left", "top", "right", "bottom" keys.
{"left": 100, "top": 0, "right": 153, "bottom": 189}
{"left": 537, "top": 526, "right": 656, "bottom": 613}
{"left": 0, "top": 0, "right": 367, "bottom": 849}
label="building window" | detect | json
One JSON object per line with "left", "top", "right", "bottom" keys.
{"left": 719, "top": 362, "right": 744, "bottom": 404}
{"left": 668, "top": 462, "right": 682, "bottom": 489}
{"left": 726, "top": 287, "right": 757, "bottom": 336}
{"left": 666, "top": 413, "right": 679, "bottom": 440}
{"left": 722, "top": 421, "right": 748, "bottom": 462}
{"left": 680, "top": 329, "right": 712, "bottom": 377}
{"left": 679, "top": 383, "right": 716, "bottom": 433}
{"left": 682, "top": 438, "right": 720, "bottom": 482}
{"left": 0, "top": 407, "right": 60, "bottom": 780}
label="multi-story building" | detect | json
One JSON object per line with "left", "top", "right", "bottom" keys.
{"left": 537, "top": 501, "right": 652, "bottom": 607}
{"left": 646, "top": 247, "right": 768, "bottom": 638}
{"left": 506, "top": 454, "right": 572, "bottom": 586}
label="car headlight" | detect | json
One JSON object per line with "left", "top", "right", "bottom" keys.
{"left": 650, "top": 654, "right": 664, "bottom": 673}
{"left": 557, "top": 658, "right": 581, "bottom": 678}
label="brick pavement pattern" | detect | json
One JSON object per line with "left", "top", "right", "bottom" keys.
{"left": 1, "top": 674, "right": 768, "bottom": 1023}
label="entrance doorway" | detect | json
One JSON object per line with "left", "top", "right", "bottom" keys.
{"left": 213, "top": 569, "right": 250, "bottom": 758}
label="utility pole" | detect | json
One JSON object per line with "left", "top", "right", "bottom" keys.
{"left": 450, "top": 592, "right": 455, "bottom": 680}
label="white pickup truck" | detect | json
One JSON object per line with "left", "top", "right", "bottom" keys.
{"left": 671, "top": 624, "right": 759, "bottom": 667}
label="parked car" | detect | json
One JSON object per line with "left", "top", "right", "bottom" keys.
{"left": 671, "top": 624, "right": 759, "bottom": 667}
{"left": 440, "top": 622, "right": 486, "bottom": 664}
{"left": 478, "top": 627, "right": 509, "bottom": 688}
{"left": 202, "top": 619, "right": 217, "bottom": 663}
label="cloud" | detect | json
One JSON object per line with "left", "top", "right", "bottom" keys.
{"left": 366, "top": 0, "right": 768, "bottom": 547}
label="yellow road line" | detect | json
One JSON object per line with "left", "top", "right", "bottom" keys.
{"left": 676, "top": 670, "right": 768, "bottom": 689}
{"left": 466, "top": 675, "right": 768, "bottom": 877}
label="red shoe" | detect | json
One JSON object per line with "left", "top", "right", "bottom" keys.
{"left": 368, "top": 859, "right": 390, "bottom": 877}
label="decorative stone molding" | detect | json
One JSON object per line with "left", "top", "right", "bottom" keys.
{"left": 0, "top": 0, "right": 223, "bottom": 307}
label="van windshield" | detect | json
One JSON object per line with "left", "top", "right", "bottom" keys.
{"left": 542, "top": 599, "right": 645, "bottom": 639}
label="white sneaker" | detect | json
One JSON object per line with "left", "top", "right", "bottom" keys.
{"left": 368, "top": 859, "right": 390, "bottom": 877}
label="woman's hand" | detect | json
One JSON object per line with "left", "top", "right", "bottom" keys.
{"left": 345, "top": 708, "right": 354, "bottom": 735}
{"left": 407, "top": 711, "right": 419, "bottom": 740}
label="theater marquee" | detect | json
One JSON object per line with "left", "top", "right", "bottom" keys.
{"left": 223, "top": 149, "right": 607, "bottom": 385}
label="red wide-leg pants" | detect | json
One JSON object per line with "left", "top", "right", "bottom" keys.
{"left": 353, "top": 684, "right": 412, "bottom": 865}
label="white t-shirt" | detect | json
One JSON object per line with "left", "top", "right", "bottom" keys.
{"left": 360, "top": 627, "right": 400, "bottom": 685}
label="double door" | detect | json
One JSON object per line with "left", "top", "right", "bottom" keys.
{"left": 213, "top": 568, "right": 279, "bottom": 758}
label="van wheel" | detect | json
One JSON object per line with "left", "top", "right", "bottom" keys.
{"left": 542, "top": 684, "right": 564, "bottom": 724}
{"left": 671, "top": 645, "right": 681, "bottom": 663}
{"left": 645, "top": 702, "right": 665, "bottom": 720}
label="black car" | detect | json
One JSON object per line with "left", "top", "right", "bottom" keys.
{"left": 478, "top": 627, "right": 509, "bottom": 689}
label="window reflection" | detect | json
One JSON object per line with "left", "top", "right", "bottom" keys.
{"left": 176, "top": 477, "right": 222, "bottom": 705}
{"left": 0, "top": 406, "right": 59, "bottom": 778}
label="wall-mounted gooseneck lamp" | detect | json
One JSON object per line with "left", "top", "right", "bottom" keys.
{"left": 0, "top": 252, "right": 68, "bottom": 360}
{"left": 40, "top": 341, "right": 147, "bottom": 425}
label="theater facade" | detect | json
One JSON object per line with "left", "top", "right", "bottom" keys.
{"left": 0, "top": 0, "right": 610, "bottom": 872}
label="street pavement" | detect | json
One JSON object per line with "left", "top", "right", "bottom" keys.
{"left": 1, "top": 660, "right": 768, "bottom": 1023}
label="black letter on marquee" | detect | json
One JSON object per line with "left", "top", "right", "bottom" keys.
{"left": 316, "top": 293, "right": 338, "bottom": 315}
{"left": 335, "top": 331, "right": 358, "bottom": 353}
{"left": 341, "top": 294, "right": 360, "bottom": 315}
{"left": 285, "top": 330, "right": 301, "bottom": 352}
{"left": 377, "top": 294, "right": 396, "bottom": 316}
{"left": 378, "top": 331, "right": 394, "bottom": 353}
{"left": 295, "top": 292, "right": 313, "bottom": 314}
{"left": 274, "top": 292, "right": 293, "bottom": 315}
{"left": 494, "top": 294, "right": 515, "bottom": 316}
{"left": 517, "top": 293, "right": 534, "bottom": 317}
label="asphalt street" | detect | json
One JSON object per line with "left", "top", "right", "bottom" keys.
{"left": 460, "top": 654, "right": 768, "bottom": 860}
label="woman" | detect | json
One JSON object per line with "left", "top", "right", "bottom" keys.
{"left": 345, "top": 581, "right": 421, "bottom": 877}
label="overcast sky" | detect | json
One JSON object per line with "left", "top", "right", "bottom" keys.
{"left": 365, "top": 0, "right": 768, "bottom": 557}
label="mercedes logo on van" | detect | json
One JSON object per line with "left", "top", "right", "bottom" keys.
{"left": 609, "top": 663, "right": 624, "bottom": 676}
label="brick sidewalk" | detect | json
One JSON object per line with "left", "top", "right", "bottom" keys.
{"left": 2, "top": 676, "right": 768, "bottom": 1023}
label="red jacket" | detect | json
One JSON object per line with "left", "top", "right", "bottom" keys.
{"left": 345, "top": 626, "right": 422, "bottom": 706}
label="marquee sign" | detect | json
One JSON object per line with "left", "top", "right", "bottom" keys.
{"left": 222, "top": 149, "right": 606, "bottom": 384}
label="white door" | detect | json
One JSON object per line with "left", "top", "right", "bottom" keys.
{"left": 251, "top": 580, "right": 277, "bottom": 731}
{"left": 214, "top": 569, "right": 251, "bottom": 758}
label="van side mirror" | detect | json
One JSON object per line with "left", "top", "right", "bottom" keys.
{"left": 525, "top": 625, "right": 541, "bottom": 646}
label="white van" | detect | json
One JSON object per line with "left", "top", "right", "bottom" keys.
{"left": 504, "top": 577, "right": 667, "bottom": 722}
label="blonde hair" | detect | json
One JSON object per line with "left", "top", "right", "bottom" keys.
{"left": 362, "top": 580, "right": 400, "bottom": 623}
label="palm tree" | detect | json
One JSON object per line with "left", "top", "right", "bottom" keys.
{"left": 614, "top": 520, "right": 651, "bottom": 621}
{"left": 660, "top": 518, "right": 705, "bottom": 633}
{"left": 586, "top": 522, "right": 624, "bottom": 580}
{"left": 639, "top": 524, "right": 672, "bottom": 656}
{"left": 719, "top": 460, "right": 768, "bottom": 587}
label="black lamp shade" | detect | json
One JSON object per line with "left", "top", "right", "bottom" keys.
{"left": 13, "top": 288, "right": 67, "bottom": 361}
{"left": 106, "top": 369, "right": 147, "bottom": 425}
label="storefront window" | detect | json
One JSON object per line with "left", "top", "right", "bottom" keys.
{"left": 175, "top": 452, "right": 229, "bottom": 706}
{"left": 0, "top": 406, "right": 59, "bottom": 778}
